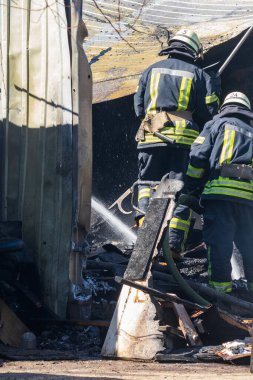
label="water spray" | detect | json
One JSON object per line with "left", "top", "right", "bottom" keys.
{"left": 91, "top": 197, "right": 137, "bottom": 244}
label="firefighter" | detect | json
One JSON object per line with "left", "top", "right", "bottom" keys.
{"left": 183, "top": 92, "right": 253, "bottom": 293}
{"left": 134, "top": 29, "right": 220, "bottom": 255}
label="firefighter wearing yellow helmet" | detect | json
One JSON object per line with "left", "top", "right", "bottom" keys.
{"left": 134, "top": 28, "right": 221, "bottom": 256}
{"left": 184, "top": 91, "right": 253, "bottom": 294}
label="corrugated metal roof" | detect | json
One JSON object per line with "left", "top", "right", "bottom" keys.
{"left": 83, "top": 0, "right": 253, "bottom": 102}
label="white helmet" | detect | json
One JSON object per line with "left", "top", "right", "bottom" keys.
{"left": 222, "top": 92, "right": 251, "bottom": 110}
{"left": 169, "top": 29, "right": 202, "bottom": 56}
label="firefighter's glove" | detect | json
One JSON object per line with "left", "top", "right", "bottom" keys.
{"left": 178, "top": 193, "right": 204, "bottom": 215}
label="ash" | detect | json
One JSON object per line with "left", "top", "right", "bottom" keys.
{"left": 37, "top": 325, "right": 102, "bottom": 355}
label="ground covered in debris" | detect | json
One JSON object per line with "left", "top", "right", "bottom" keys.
{"left": 1, "top": 359, "right": 253, "bottom": 379}
{"left": 0, "top": 212, "right": 252, "bottom": 368}
{"left": 37, "top": 325, "right": 102, "bottom": 355}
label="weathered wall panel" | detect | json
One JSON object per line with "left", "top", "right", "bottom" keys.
{"left": 70, "top": 0, "right": 92, "bottom": 237}
{"left": 0, "top": 0, "right": 92, "bottom": 316}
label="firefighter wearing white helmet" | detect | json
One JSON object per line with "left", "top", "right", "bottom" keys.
{"left": 183, "top": 91, "right": 253, "bottom": 294}
{"left": 221, "top": 91, "right": 251, "bottom": 109}
{"left": 169, "top": 29, "right": 203, "bottom": 59}
{"left": 134, "top": 28, "right": 221, "bottom": 257}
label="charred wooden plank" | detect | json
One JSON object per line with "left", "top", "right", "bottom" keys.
{"left": 124, "top": 178, "right": 183, "bottom": 281}
{"left": 172, "top": 302, "right": 203, "bottom": 347}
{"left": 158, "top": 325, "right": 184, "bottom": 339}
{"left": 219, "top": 310, "right": 250, "bottom": 332}
{"left": 116, "top": 276, "right": 207, "bottom": 310}
{"left": 195, "top": 345, "right": 223, "bottom": 362}
{"left": 156, "top": 348, "right": 199, "bottom": 362}
{"left": 192, "top": 306, "right": 249, "bottom": 343}
{"left": 124, "top": 198, "right": 170, "bottom": 281}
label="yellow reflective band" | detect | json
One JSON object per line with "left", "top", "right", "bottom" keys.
{"left": 175, "top": 120, "right": 186, "bottom": 130}
{"left": 203, "top": 186, "right": 253, "bottom": 201}
{"left": 135, "top": 85, "right": 139, "bottom": 92}
{"left": 139, "top": 187, "right": 151, "bottom": 194}
{"left": 169, "top": 211, "right": 192, "bottom": 251}
{"left": 140, "top": 121, "right": 198, "bottom": 146}
{"left": 162, "top": 123, "right": 198, "bottom": 135}
{"left": 146, "top": 73, "right": 155, "bottom": 114}
{"left": 177, "top": 77, "right": 187, "bottom": 111}
{"left": 171, "top": 217, "right": 191, "bottom": 226}
{"left": 147, "top": 73, "right": 160, "bottom": 113}
{"left": 184, "top": 78, "right": 193, "bottom": 109}
{"left": 205, "top": 94, "right": 219, "bottom": 105}
{"left": 169, "top": 217, "right": 191, "bottom": 232}
{"left": 138, "top": 192, "right": 151, "bottom": 201}
{"left": 194, "top": 136, "right": 205, "bottom": 144}
{"left": 138, "top": 188, "right": 151, "bottom": 201}
{"left": 138, "top": 216, "right": 145, "bottom": 227}
{"left": 138, "top": 133, "right": 195, "bottom": 145}
{"left": 177, "top": 77, "right": 193, "bottom": 111}
{"left": 187, "top": 164, "right": 205, "bottom": 179}
{"left": 162, "top": 129, "right": 198, "bottom": 139}
{"left": 169, "top": 222, "right": 189, "bottom": 232}
{"left": 170, "top": 136, "right": 194, "bottom": 144}
{"left": 209, "top": 281, "right": 232, "bottom": 293}
{"left": 219, "top": 128, "right": 236, "bottom": 164}
{"left": 227, "top": 130, "right": 235, "bottom": 161}
{"left": 219, "top": 129, "right": 229, "bottom": 164}
{"left": 205, "top": 177, "right": 253, "bottom": 192}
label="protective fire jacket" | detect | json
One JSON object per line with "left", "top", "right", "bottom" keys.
{"left": 186, "top": 106, "right": 253, "bottom": 206}
{"left": 134, "top": 54, "right": 220, "bottom": 149}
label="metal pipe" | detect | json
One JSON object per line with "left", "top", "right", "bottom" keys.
{"left": 203, "top": 61, "right": 220, "bottom": 71}
{"left": 218, "top": 26, "right": 253, "bottom": 76}
{"left": 153, "top": 131, "right": 175, "bottom": 144}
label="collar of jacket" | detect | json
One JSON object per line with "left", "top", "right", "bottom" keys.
{"left": 215, "top": 105, "right": 253, "bottom": 122}
{"left": 159, "top": 42, "right": 196, "bottom": 63}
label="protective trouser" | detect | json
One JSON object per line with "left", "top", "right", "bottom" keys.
{"left": 203, "top": 200, "right": 253, "bottom": 293}
{"left": 169, "top": 205, "right": 192, "bottom": 253}
{"left": 137, "top": 146, "right": 174, "bottom": 218}
{"left": 137, "top": 145, "right": 191, "bottom": 251}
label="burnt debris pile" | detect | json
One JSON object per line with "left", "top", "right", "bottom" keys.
{"left": 86, "top": 240, "right": 253, "bottom": 364}
{"left": 0, "top": 198, "right": 252, "bottom": 364}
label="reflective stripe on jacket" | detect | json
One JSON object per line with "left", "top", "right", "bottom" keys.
{"left": 134, "top": 57, "right": 220, "bottom": 148}
{"left": 137, "top": 120, "right": 199, "bottom": 146}
{"left": 186, "top": 106, "right": 253, "bottom": 206}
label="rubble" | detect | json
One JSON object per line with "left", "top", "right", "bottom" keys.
{"left": 1, "top": 223, "right": 253, "bottom": 366}
{"left": 0, "top": 231, "right": 252, "bottom": 369}
{"left": 37, "top": 325, "right": 102, "bottom": 355}
{"left": 218, "top": 338, "right": 252, "bottom": 359}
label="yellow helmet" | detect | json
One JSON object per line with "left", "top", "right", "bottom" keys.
{"left": 222, "top": 92, "right": 251, "bottom": 110}
{"left": 169, "top": 29, "right": 202, "bottom": 56}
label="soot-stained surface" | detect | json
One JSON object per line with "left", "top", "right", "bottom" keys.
{"left": 92, "top": 95, "right": 138, "bottom": 208}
